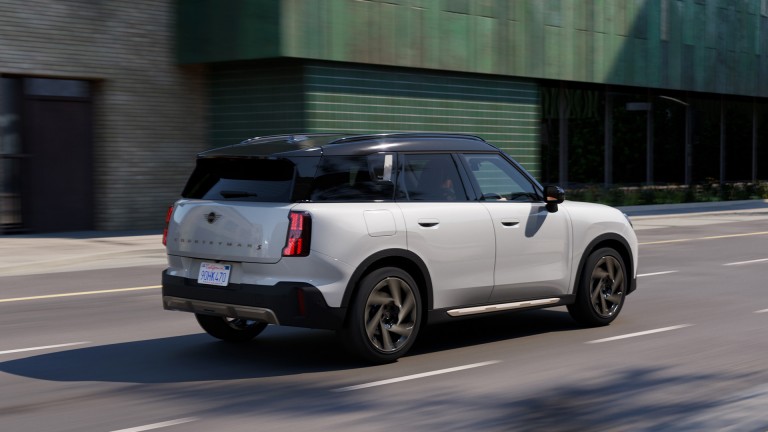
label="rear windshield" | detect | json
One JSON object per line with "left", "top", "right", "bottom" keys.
{"left": 182, "top": 158, "right": 305, "bottom": 202}
{"left": 181, "top": 154, "right": 394, "bottom": 202}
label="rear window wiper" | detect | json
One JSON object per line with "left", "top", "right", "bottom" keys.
{"left": 220, "top": 190, "right": 259, "bottom": 199}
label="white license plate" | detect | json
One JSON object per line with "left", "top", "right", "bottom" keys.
{"left": 197, "top": 262, "right": 231, "bottom": 287}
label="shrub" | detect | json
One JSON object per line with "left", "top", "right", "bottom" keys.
{"left": 566, "top": 182, "right": 768, "bottom": 206}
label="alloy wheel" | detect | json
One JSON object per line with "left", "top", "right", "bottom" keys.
{"left": 589, "top": 255, "right": 625, "bottom": 318}
{"left": 364, "top": 276, "right": 417, "bottom": 353}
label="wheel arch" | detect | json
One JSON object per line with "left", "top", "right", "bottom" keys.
{"left": 573, "top": 233, "right": 637, "bottom": 296}
{"left": 341, "top": 249, "right": 433, "bottom": 319}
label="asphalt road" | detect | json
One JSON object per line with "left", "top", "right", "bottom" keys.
{"left": 1, "top": 215, "right": 767, "bottom": 431}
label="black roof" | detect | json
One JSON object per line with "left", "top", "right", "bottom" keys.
{"left": 197, "top": 133, "right": 499, "bottom": 158}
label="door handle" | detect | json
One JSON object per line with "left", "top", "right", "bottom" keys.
{"left": 501, "top": 218, "right": 520, "bottom": 227}
{"left": 418, "top": 218, "right": 439, "bottom": 228}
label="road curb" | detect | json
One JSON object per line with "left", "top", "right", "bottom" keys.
{"left": 618, "top": 199, "right": 768, "bottom": 218}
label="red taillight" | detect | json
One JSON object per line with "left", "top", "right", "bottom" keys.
{"left": 282, "top": 211, "right": 312, "bottom": 257}
{"left": 162, "top": 205, "right": 174, "bottom": 246}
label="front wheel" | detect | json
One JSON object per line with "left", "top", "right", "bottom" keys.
{"left": 341, "top": 267, "right": 422, "bottom": 364}
{"left": 567, "top": 247, "right": 627, "bottom": 326}
{"left": 195, "top": 314, "right": 267, "bottom": 342}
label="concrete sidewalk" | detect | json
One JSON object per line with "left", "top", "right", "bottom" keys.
{"left": 619, "top": 199, "right": 768, "bottom": 231}
{"left": 1, "top": 199, "right": 766, "bottom": 277}
{"left": 619, "top": 198, "right": 768, "bottom": 217}
{"left": 0, "top": 230, "right": 165, "bottom": 277}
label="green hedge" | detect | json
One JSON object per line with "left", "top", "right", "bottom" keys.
{"left": 566, "top": 182, "right": 768, "bottom": 206}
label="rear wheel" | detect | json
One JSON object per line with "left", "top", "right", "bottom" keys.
{"left": 195, "top": 314, "right": 267, "bottom": 342}
{"left": 568, "top": 247, "right": 627, "bottom": 326}
{"left": 342, "top": 267, "right": 422, "bottom": 364}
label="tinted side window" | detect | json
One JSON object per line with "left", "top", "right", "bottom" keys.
{"left": 182, "top": 158, "right": 299, "bottom": 202}
{"left": 398, "top": 154, "right": 468, "bottom": 202}
{"left": 310, "top": 154, "right": 394, "bottom": 202}
{"left": 461, "top": 154, "right": 539, "bottom": 202}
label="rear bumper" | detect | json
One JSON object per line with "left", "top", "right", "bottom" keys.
{"left": 161, "top": 271, "right": 346, "bottom": 330}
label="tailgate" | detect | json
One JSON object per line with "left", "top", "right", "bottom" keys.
{"left": 166, "top": 199, "right": 293, "bottom": 263}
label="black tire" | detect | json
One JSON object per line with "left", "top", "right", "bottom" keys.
{"left": 195, "top": 314, "right": 268, "bottom": 342}
{"left": 341, "top": 267, "right": 422, "bottom": 364}
{"left": 567, "top": 247, "right": 627, "bottom": 327}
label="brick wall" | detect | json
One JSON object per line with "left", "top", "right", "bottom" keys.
{"left": 0, "top": 0, "right": 207, "bottom": 230}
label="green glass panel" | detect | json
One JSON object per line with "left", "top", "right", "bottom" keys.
{"left": 179, "top": 0, "right": 768, "bottom": 96}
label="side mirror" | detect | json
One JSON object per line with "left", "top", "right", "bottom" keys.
{"left": 544, "top": 185, "right": 565, "bottom": 213}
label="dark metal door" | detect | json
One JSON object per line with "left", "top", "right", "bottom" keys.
{"left": 22, "top": 97, "right": 93, "bottom": 232}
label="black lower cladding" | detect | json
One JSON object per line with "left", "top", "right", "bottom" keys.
{"left": 627, "top": 275, "right": 638, "bottom": 295}
{"left": 161, "top": 271, "right": 346, "bottom": 330}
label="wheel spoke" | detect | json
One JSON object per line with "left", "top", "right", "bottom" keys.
{"left": 388, "top": 278, "right": 403, "bottom": 307}
{"left": 599, "top": 295, "right": 609, "bottom": 315}
{"left": 605, "top": 293, "right": 623, "bottom": 304}
{"left": 614, "top": 270, "right": 625, "bottom": 290}
{"left": 592, "top": 268, "right": 609, "bottom": 279}
{"left": 590, "top": 281, "right": 602, "bottom": 302}
{"left": 398, "top": 294, "right": 415, "bottom": 323}
{"left": 380, "top": 322, "right": 394, "bottom": 351}
{"left": 605, "top": 257, "right": 615, "bottom": 278}
{"left": 388, "top": 323, "right": 413, "bottom": 337}
{"left": 366, "top": 306, "right": 384, "bottom": 337}
{"left": 368, "top": 291, "right": 392, "bottom": 306}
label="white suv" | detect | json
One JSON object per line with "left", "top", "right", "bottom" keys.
{"left": 162, "top": 133, "right": 638, "bottom": 363}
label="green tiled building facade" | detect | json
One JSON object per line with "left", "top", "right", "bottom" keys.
{"left": 181, "top": 0, "right": 768, "bottom": 186}
{"left": 181, "top": 0, "right": 768, "bottom": 96}
{"left": 210, "top": 62, "right": 541, "bottom": 174}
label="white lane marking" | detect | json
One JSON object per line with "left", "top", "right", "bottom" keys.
{"left": 0, "top": 342, "right": 89, "bottom": 355}
{"left": 640, "top": 231, "right": 768, "bottom": 246}
{"left": 755, "top": 309, "right": 768, "bottom": 314}
{"left": 0, "top": 285, "right": 161, "bottom": 303}
{"left": 110, "top": 417, "right": 198, "bottom": 432}
{"left": 586, "top": 325, "right": 693, "bottom": 344}
{"left": 723, "top": 258, "right": 768, "bottom": 266}
{"left": 333, "top": 361, "right": 501, "bottom": 392}
{"left": 638, "top": 271, "right": 678, "bottom": 277}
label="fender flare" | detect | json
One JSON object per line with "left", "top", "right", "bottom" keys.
{"left": 341, "top": 248, "right": 433, "bottom": 309}
{"left": 573, "top": 233, "right": 637, "bottom": 296}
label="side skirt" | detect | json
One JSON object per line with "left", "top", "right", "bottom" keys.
{"left": 427, "top": 295, "right": 575, "bottom": 325}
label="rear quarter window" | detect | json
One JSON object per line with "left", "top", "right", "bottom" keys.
{"left": 310, "top": 154, "right": 394, "bottom": 202}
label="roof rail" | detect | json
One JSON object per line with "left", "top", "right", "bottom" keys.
{"left": 237, "top": 133, "right": 352, "bottom": 146}
{"left": 329, "top": 132, "right": 485, "bottom": 144}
